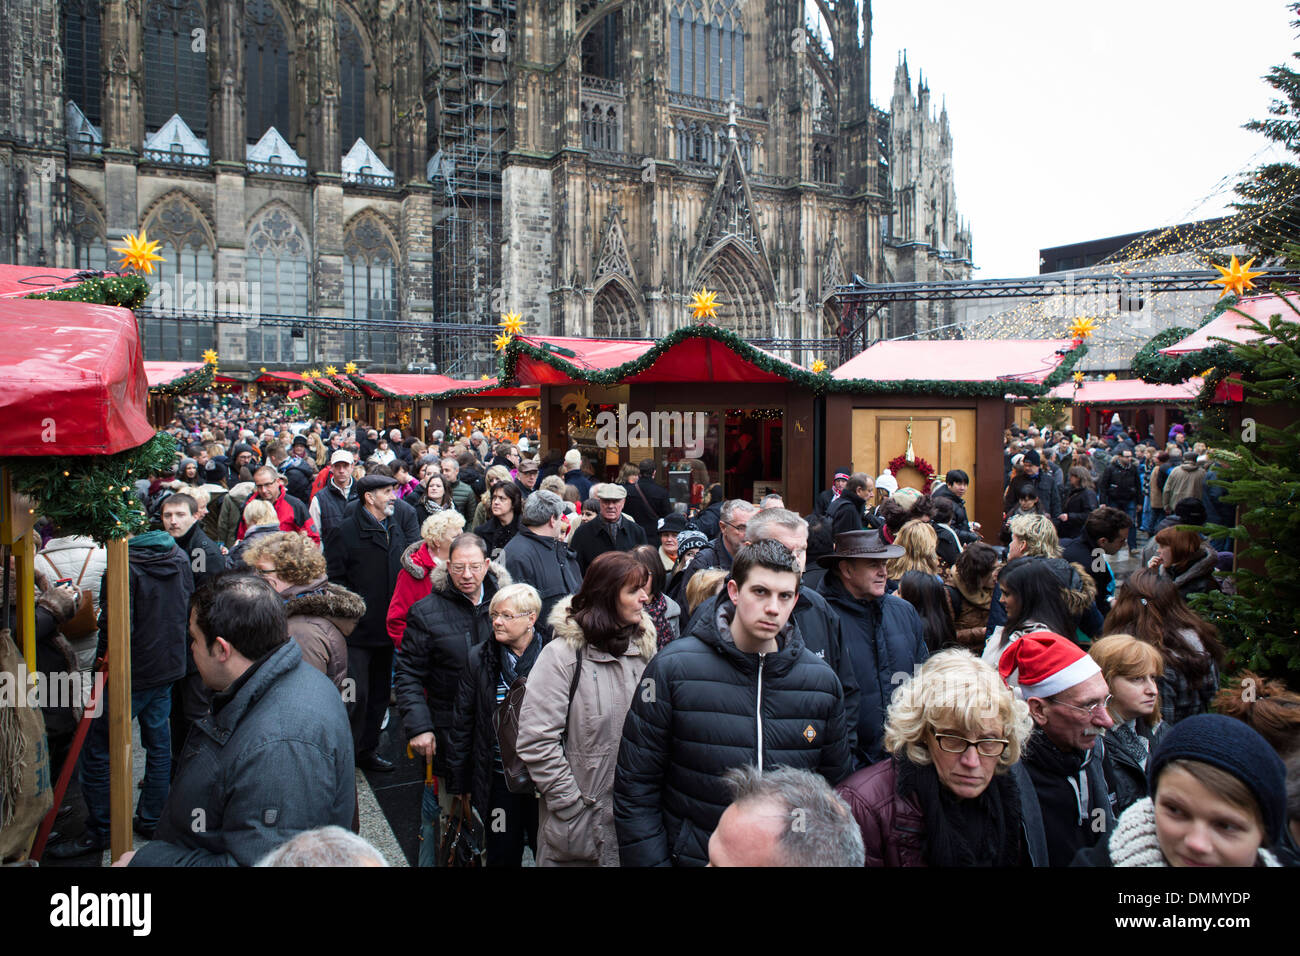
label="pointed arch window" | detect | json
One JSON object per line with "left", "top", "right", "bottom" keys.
{"left": 245, "top": 0, "right": 290, "bottom": 143}
{"left": 140, "top": 195, "right": 216, "bottom": 359}
{"left": 592, "top": 281, "right": 640, "bottom": 338}
{"left": 145, "top": 0, "right": 208, "bottom": 136}
{"left": 669, "top": 0, "right": 743, "bottom": 104}
{"left": 343, "top": 215, "right": 400, "bottom": 367}
{"left": 69, "top": 191, "right": 107, "bottom": 271}
{"left": 337, "top": 7, "right": 368, "bottom": 156}
{"left": 63, "top": 0, "right": 102, "bottom": 127}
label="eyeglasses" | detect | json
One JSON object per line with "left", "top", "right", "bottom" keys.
{"left": 1050, "top": 694, "right": 1113, "bottom": 718}
{"left": 254, "top": 566, "right": 278, "bottom": 577}
{"left": 932, "top": 733, "right": 1009, "bottom": 757}
{"left": 256, "top": 481, "right": 278, "bottom": 490}
{"left": 722, "top": 520, "right": 748, "bottom": 533}
{"left": 490, "top": 610, "right": 530, "bottom": 622}
{"left": 449, "top": 563, "right": 486, "bottom": 575}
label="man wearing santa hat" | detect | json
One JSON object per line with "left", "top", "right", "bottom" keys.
{"left": 1000, "top": 632, "right": 1116, "bottom": 866}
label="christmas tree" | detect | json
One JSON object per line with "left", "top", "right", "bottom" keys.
{"left": 1232, "top": 1, "right": 1300, "bottom": 262}
{"left": 1189, "top": 297, "right": 1300, "bottom": 682}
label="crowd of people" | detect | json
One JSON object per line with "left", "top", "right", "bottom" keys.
{"left": 13, "top": 391, "right": 1299, "bottom": 869}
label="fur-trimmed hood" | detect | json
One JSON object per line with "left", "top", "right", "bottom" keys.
{"left": 282, "top": 577, "right": 366, "bottom": 637}
{"left": 400, "top": 540, "right": 440, "bottom": 580}
{"left": 428, "top": 558, "right": 512, "bottom": 597}
{"left": 546, "top": 594, "right": 657, "bottom": 661}
{"left": 1171, "top": 543, "right": 1219, "bottom": 588}
{"left": 1062, "top": 560, "right": 1098, "bottom": 618}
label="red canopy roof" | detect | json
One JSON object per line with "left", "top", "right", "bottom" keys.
{"left": 144, "top": 361, "right": 204, "bottom": 388}
{"left": 0, "top": 298, "right": 154, "bottom": 455}
{"left": 351, "top": 372, "right": 536, "bottom": 400}
{"left": 1047, "top": 377, "right": 1203, "bottom": 404}
{"left": 834, "top": 339, "right": 1076, "bottom": 384}
{"left": 511, "top": 334, "right": 804, "bottom": 385}
{"left": 0, "top": 264, "right": 99, "bottom": 299}
{"left": 1159, "top": 293, "right": 1300, "bottom": 355}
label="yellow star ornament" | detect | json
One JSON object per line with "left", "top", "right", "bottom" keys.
{"left": 1211, "top": 255, "right": 1265, "bottom": 298}
{"left": 1104, "top": 373, "right": 1118, "bottom": 382}
{"left": 325, "top": 365, "right": 338, "bottom": 376}
{"left": 309, "top": 369, "right": 322, "bottom": 379}
{"left": 493, "top": 332, "right": 513, "bottom": 352}
{"left": 202, "top": 349, "right": 219, "bottom": 365}
{"left": 344, "top": 361, "right": 358, "bottom": 374}
{"left": 480, "top": 374, "right": 492, "bottom": 381}
{"left": 1067, "top": 317, "right": 1097, "bottom": 340}
{"left": 300, "top": 371, "right": 312, "bottom": 380}
{"left": 811, "top": 359, "right": 827, "bottom": 374}
{"left": 112, "top": 230, "right": 165, "bottom": 274}
{"left": 690, "top": 287, "right": 719, "bottom": 322}
{"left": 500, "top": 312, "right": 525, "bottom": 337}
{"left": 1073, "top": 371, "right": 1085, "bottom": 384}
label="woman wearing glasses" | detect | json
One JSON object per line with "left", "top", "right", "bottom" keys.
{"left": 395, "top": 532, "right": 514, "bottom": 857}
{"left": 836, "top": 649, "right": 1047, "bottom": 866}
{"left": 446, "top": 582, "right": 543, "bottom": 866}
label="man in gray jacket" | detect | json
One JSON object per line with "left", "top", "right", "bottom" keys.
{"left": 123, "top": 574, "right": 354, "bottom": 867}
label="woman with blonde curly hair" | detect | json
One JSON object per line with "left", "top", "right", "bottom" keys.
{"left": 386, "top": 509, "right": 466, "bottom": 648}
{"left": 885, "top": 519, "right": 940, "bottom": 589}
{"left": 241, "top": 532, "right": 364, "bottom": 693}
{"left": 836, "top": 649, "right": 1047, "bottom": 866}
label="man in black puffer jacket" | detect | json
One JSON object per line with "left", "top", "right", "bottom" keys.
{"left": 394, "top": 534, "right": 511, "bottom": 832}
{"left": 614, "top": 540, "right": 853, "bottom": 867}
{"left": 816, "top": 530, "right": 929, "bottom": 766}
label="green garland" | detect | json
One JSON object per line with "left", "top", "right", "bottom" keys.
{"left": 26, "top": 274, "right": 152, "bottom": 310}
{"left": 497, "top": 324, "right": 1081, "bottom": 398}
{"left": 1131, "top": 295, "right": 1252, "bottom": 385}
{"left": 148, "top": 362, "right": 216, "bottom": 396}
{"left": 348, "top": 372, "right": 522, "bottom": 402}
{"left": 1, "top": 431, "right": 178, "bottom": 543}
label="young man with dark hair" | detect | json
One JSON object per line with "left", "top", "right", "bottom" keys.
{"left": 614, "top": 539, "right": 853, "bottom": 867}
{"left": 1061, "top": 505, "right": 1132, "bottom": 618}
{"left": 121, "top": 575, "right": 355, "bottom": 867}
{"left": 932, "top": 468, "right": 980, "bottom": 541}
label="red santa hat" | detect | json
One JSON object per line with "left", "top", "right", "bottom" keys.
{"left": 998, "top": 632, "right": 1100, "bottom": 700}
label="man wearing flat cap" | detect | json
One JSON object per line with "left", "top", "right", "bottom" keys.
{"left": 815, "top": 530, "right": 928, "bottom": 765}
{"left": 325, "top": 472, "right": 416, "bottom": 772}
{"left": 569, "top": 481, "right": 647, "bottom": 573}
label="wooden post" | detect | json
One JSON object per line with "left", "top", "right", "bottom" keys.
{"left": 13, "top": 531, "right": 37, "bottom": 675}
{"left": 104, "top": 537, "right": 133, "bottom": 863}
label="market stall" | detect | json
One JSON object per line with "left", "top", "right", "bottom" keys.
{"left": 1045, "top": 377, "right": 1203, "bottom": 440}
{"left": 145, "top": 361, "right": 216, "bottom": 427}
{"left": 827, "top": 338, "right": 1082, "bottom": 536}
{"left": 345, "top": 372, "right": 538, "bottom": 443}
{"left": 0, "top": 293, "right": 169, "bottom": 864}
{"left": 502, "top": 326, "right": 826, "bottom": 510}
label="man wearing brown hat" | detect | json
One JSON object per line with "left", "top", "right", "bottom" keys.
{"left": 514, "top": 456, "right": 540, "bottom": 499}
{"left": 816, "top": 530, "right": 928, "bottom": 764}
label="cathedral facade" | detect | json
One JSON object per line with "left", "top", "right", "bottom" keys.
{"left": 0, "top": 0, "right": 968, "bottom": 373}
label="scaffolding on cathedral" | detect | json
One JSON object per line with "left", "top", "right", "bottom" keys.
{"left": 428, "top": 0, "right": 515, "bottom": 380}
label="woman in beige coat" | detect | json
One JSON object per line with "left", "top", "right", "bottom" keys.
{"left": 516, "top": 551, "right": 656, "bottom": 866}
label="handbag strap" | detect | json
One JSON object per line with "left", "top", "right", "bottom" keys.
{"left": 561, "top": 645, "right": 584, "bottom": 748}
{"left": 75, "top": 548, "right": 94, "bottom": 587}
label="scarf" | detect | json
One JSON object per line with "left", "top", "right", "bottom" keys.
{"left": 499, "top": 634, "right": 541, "bottom": 686}
{"left": 895, "top": 756, "right": 1023, "bottom": 867}
{"left": 1107, "top": 797, "right": 1282, "bottom": 867}
{"left": 1023, "top": 730, "right": 1093, "bottom": 824}
{"left": 645, "top": 593, "right": 674, "bottom": 650}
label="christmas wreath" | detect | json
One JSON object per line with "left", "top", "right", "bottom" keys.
{"left": 887, "top": 454, "right": 936, "bottom": 480}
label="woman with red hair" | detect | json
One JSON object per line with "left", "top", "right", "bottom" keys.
{"left": 1149, "top": 526, "right": 1220, "bottom": 601}
{"left": 1103, "top": 569, "right": 1225, "bottom": 725}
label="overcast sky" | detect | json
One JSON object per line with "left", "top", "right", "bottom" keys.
{"left": 866, "top": 0, "right": 1298, "bottom": 278}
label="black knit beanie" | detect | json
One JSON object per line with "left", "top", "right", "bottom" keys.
{"left": 1147, "top": 714, "right": 1287, "bottom": 843}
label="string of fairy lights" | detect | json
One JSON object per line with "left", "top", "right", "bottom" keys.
{"left": 945, "top": 162, "right": 1300, "bottom": 365}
